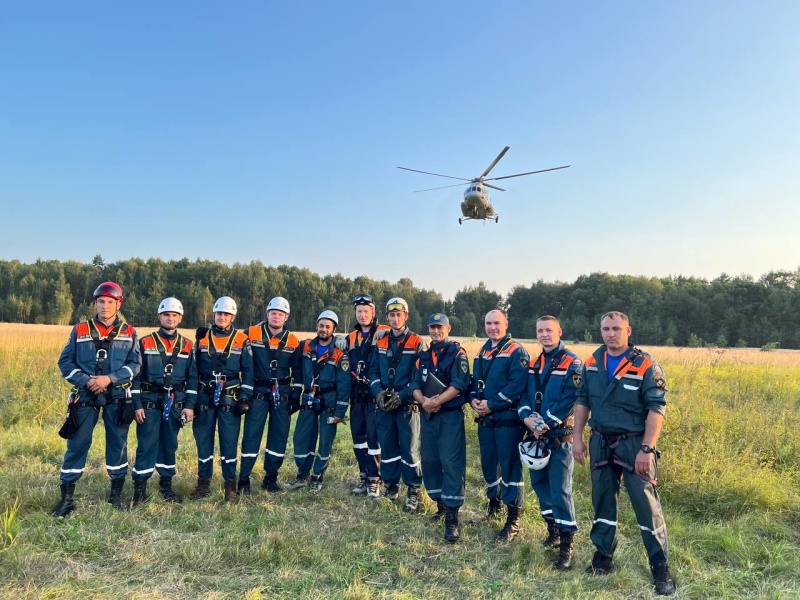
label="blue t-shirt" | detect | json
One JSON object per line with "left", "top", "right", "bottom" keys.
{"left": 317, "top": 342, "right": 331, "bottom": 358}
{"left": 606, "top": 352, "right": 626, "bottom": 382}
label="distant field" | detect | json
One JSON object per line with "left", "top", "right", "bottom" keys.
{"left": 1, "top": 323, "right": 799, "bottom": 599}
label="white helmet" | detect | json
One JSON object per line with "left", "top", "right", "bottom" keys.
{"left": 267, "top": 296, "right": 291, "bottom": 315}
{"left": 386, "top": 297, "right": 409, "bottom": 313}
{"left": 213, "top": 296, "right": 237, "bottom": 315}
{"left": 519, "top": 438, "right": 551, "bottom": 470}
{"left": 317, "top": 310, "right": 339, "bottom": 328}
{"left": 158, "top": 297, "right": 184, "bottom": 315}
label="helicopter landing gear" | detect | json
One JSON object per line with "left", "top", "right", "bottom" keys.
{"left": 458, "top": 218, "right": 463, "bottom": 225}
{"left": 495, "top": 216, "right": 499, "bottom": 223}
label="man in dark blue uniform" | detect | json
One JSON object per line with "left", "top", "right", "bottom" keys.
{"left": 130, "top": 297, "right": 198, "bottom": 505}
{"left": 573, "top": 311, "right": 676, "bottom": 595}
{"left": 346, "top": 294, "right": 388, "bottom": 497}
{"left": 518, "top": 315, "right": 582, "bottom": 568}
{"left": 186, "top": 296, "right": 254, "bottom": 502}
{"left": 53, "top": 281, "right": 141, "bottom": 516}
{"left": 410, "top": 313, "right": 471, "bottom": 542}
{"left": 470, "top": 309, "right": 529, "bottom": 542}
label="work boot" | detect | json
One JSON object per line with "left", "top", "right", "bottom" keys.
{"left": 262, "top": 474, "right": 282, "bottom": 493}
{"left": 287, "top": 474, "right": 309, "bottom": 490}
{"left": 51, "top": 483, "right": 76, "bottom": 518}
{"left": 237, "top": 478, "right": 251, "bottom": 496}
{"left": 431, "top": 499, "right": 446, "bottom": 521}
{"left": 542, "top": 517, "right": 560, "bottom": 548}
{"left": 132, "top": 479, "right": 149, "bottom": 507}
{"left": 190, "top": 477, "right": 212, "bottom": 500}
{"left": 351, "top": 473, "right": 368, "bottom": 495}
{"left": 555, "top": 530, "right": 574, "bottom": 570}
{"left": 651, "top": 561, "right": 676, "bottom": 596}
{"left": 404, "top": 486, "right": 421, "bottom": 513}
{"left": 158, "top": 477, "right": 183, "bottom": 503}
{"left": 107, "top": 478, "right": 127, "bottom": 511}
{"left": 309, "top": 474, "right": 323, "bottom": 493}
{"left": 494, "top": 505, "right": 521, "bottom": 542}
{"left": 367, "top": 478, "right": 381, "bottom": 498}
{"left": 444, "top": 506, "right": 460, "bottom": 543}
{"left": 381, "top": 483, "right": 400, "bottom": 501}
{"left": 486, "top": 497, "right": 503, "bottom": 519}
{"left": 585, "top": 551, "right": 616, "bottom": 575}
{"left": 224, "top": 479, "right": 238, "bottom": 502}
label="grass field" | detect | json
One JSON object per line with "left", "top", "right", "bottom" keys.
{"left": 1, "top": 323, "right": 799, "bottom": 599}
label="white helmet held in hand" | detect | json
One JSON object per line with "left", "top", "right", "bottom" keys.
{"left": 213, "top": 296, "right": 237, "bottom": 315}
{"left": 158, "top": 297, "right": 184, "bottom": 315}
{"left": 317, "top": 310, "right": 339, "bottom": 328}
{"left": 519, "top": 437, "right": 551, "bottom": 470}
{"left": 267, "top": 296, "right": 291, "bottom": 315}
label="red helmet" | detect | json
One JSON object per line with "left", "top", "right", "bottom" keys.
{"left": 93, "top": 281, "right": 124, "bottom": 305}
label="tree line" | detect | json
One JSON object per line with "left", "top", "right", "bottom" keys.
{"left": 0, "top": 256, "right": 798, "bottom": 349}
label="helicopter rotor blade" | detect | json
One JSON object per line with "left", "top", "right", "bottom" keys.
{"left": 485, "top": 165, "right": 571, "bottom": 181}
{"left": 397, "top": 167, "right": 473, "bottom": 182}
{"left": 479, "top": 146, "right": 510, "bottom": 179}
{"left": 413, "top": 182, "right": 471, "bottom": 193}
{"left": 483, "top": 183, "right": 506, "bottom": 192}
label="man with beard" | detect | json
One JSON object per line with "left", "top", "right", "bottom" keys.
{"left": 410, "top": 313, "right": 471, "bottom": 542}
{"left": 346, "top": 294, "right": 389, "bottom": 497}
{"left": 131, "top": 297, "right": 198, "bottom": 505}
{"left": 288, "top": 310, "right": 351, "bottom": 492}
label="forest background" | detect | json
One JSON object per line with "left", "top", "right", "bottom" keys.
{"left": 2, "top": 255, "right": 799, "bottom": 349}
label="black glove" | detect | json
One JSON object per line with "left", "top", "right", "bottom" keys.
{"left": 195, "top": 326, "right": 209, "bottom": 342}
{"left": 116, "top": 401, "right": 136, "bottom": 426}
{"left": 288, "top": 389, "right": 302, "bottom": 415}
{"left": 58, "top": 405, "right": 80, "bottom": 440}
{"left": 235, "top": 398, "right": 250, "bottom": 416}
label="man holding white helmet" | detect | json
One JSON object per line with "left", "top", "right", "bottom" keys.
{"left": 130, "top": 297, "right": 198, "bottom": 505}
{"left": 518, "top": 315, "right": 582, "bottom": 569}
{"left": 241, "top": 296, "right": 303, "bottom": 493}
{"left": 345, "top": 293, "right": 389, "bottom": 497}
{"left": 369, "top": 297, "right": 424, "bottom": 510}
{"left": 288, "top": 310, "right": 351, "bottom": 492}
{"left": 186, "top": 296, "right": 254, "bottom": 502}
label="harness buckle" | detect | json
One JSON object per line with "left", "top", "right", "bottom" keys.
{"left": 164, "top": 364, "right": 174, "bottom": 376}
{"left": 96, "top": 348, "right": 108, "bottom": 361}
{"left": 534, "top": 391, "right": 544, "bottom": 401}
{"left": 387, "top": 368, "right": 396, "bottom": 379}
{"left": 476, "top": 380, "right": 485, "bottom": 392}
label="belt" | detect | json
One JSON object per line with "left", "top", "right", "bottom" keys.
{"left": 255, "top": 378, "right": 291, "bottom": 387}
{"left": 144, "top": 401, "right": 184, "bottom": 411}
{"left": 140, "top": 382, "right": 187, "bottom": 392}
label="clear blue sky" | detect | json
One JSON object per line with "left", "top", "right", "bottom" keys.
{"left": 1, "top": 2, "right": 798, "bottom": 299}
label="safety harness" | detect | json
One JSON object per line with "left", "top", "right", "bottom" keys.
{"left": 474, "top": 337, "right": 519, "bottom": 428}
{"left": 205, "top": 329, "right": 237, "bottom": 408}
{"left": 87, "top": 319, "right": 130, "bottom": 404}
{"left": 350, "top": 325, "right": 377, "bottom": 403}
{"left": 531, "top": 348, "right": 574, "bottom": 442}
{"left": 590, "top": 430, "right": 659, "bottom": 486}
{"left": 254, "top": 326, "right": 293, "bottom": 399}
{"left": 150, "top": 332, "right": 183, "bottom": 420}
{"left": 302, "top": 342, "right": 337, "bottom": 413}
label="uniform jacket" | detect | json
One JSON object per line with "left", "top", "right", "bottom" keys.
{"left": 190, "top": 325, "right": 254, "bottom": 407}
{"left": 347, "top": 323, "right": 390, "bottom": 383}
{"left": 131, "top": 329, "right": 198, "bottom": 410}
{"left": 368, "top": 327, "right": 422, "bottom": 404}
{"left": 576, "top": 345, "right": 667, "bottom": 434}
{"left": 299, "top": 338, "right": 351, "bottom": 418}
{"left": 409, "top": 339, "right": 471, "bottom": 410}
{"left": 246, "top": 323, "right": 303, "bottom": 399}
{"left": 518, "top": 341, "right": 582, "bottom": 431}
{"left": 469, "top": 336, "right": 529, "bottom": 413}
{"left": 58, "top": 317, "right": 141, "bottom": 403}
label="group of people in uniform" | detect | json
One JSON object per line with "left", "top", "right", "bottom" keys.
{"left": 52, "top": 282, "right": 676, "bottom": 596}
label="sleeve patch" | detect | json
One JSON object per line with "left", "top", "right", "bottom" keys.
{"left": 460, "top": 357, "right": 469, "bottom": 374}
{"left": 654, "top": 364, "right": 667, "bottom": 389}
{"left": 572, "top": 374, "right": 582, "bottom": 388}
{"left": 341, "top": 357, "right": 350, "bottom": 372}
{"left": 520, "top": 355, "right": 528, "bottom": 369}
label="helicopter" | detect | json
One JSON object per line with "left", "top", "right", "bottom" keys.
{"left": 398, "top": 146, "right": 570, "bottom": 224}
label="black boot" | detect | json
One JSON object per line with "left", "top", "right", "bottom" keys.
{"left": 542, "top": 517, "right": 560, "bottom": 548}
{"left": 555, "top": 530, "right": 574, "bottom": 570}
{"left": 224, "top": 479, "right": 238, "bottom": 502}
{"left": 486, "top": 497, "right": 503, "bottom": 519}
{"left": 190, "top": 477, "right": 212, "bottom": 500}
{"left": 159, "top": 477, "right": 183, "bottom": 503}
{"left": 585, "top": 551, "right": 616, "bottom": 575}
{"left": 52, "top": 483, "right": 76, "bottom": 518}
{"left": 651, "top": 561, "right": 676, "bottom": 596}
{"left": 237, "top": 478, "right": 251, "bottom": 496}
{"left": 444, "top": 506, "right": 460, "bottom": 543}
{"left": 431, "top": 499, "right": 446, "bottom": 522}
{"left": 132, "top": 479, "right": 149, "bottom": 507}
{"left": 494, "top": 505, "right": 521, "bottom": 542}
{"left": 261, "top": 474, "right": 282, "bottom": 493}
{"left": 351, "top": 473, "right": 368, "bottom": 496}
{"left": 107, "top": 478, "right": 127, "bottom": 511}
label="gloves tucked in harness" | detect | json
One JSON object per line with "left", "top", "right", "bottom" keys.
{"left": 302, "top": 393, "right": 322, "bottom": 414}
{"left": 116, "top": 400, "right": 136, "bottom": 426}
{"left": 376, "top": 389, "right": 402, "bottom": 411}
{"left": 58, "top": 391, "right": 81, "bottom": 440}
{"left": 234, "top": 398, "right": 250, "bottom": 416}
